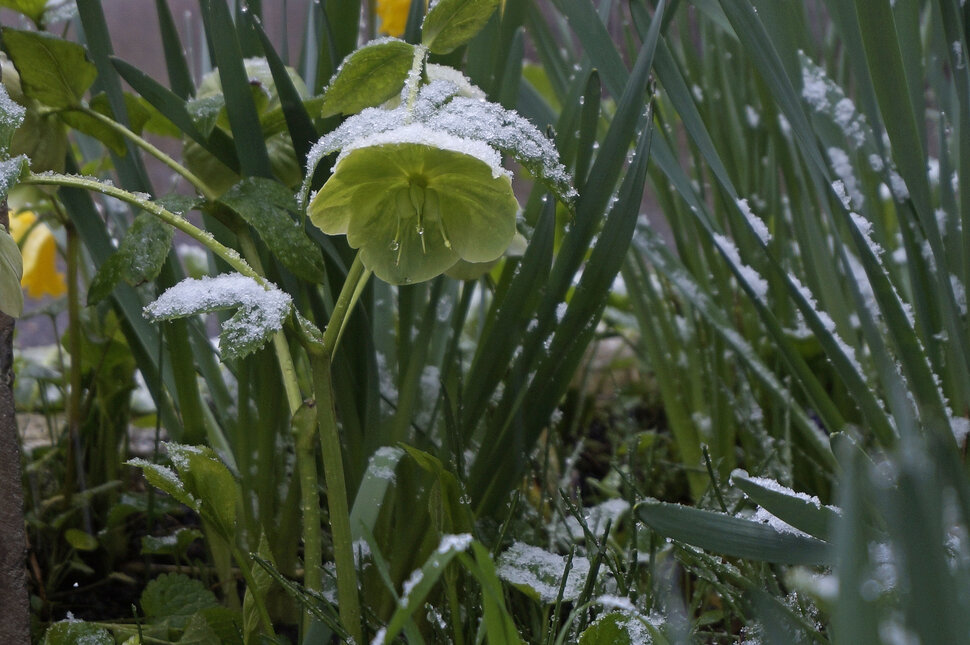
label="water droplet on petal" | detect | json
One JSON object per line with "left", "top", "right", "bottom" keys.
{"left": 389, "top": 240, "right": 400, "bottom": 252}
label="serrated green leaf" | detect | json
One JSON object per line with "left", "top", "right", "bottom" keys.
{"left": 219, "top": 178, "right": 326, "bottom": 283}
{"left": 2, "top": 28, "right": 96, "bottom": 109}
{"left": 0, "top": 155, "right": 27, "bottom": 204}
{"left": 0, "top": 82, "right": 25, "bottom": 153}
{"left": 42, "top": 620, "right": 113, "bottom": 645}
{"left": 0, "top": 227, "right": 23, "bottom": 318}
{"left": 140, "top": 572, "right": 219, "bottom": 630}
{"left": 88, "top": 213, "right": 174, "bottom": 304}
{"left": 0, "top": 0, "right": 46, "bottom": 22}
{"left": 143, "top": 273, "right": 291, "bottom": 361}
{"left": 421, "top": 0, "right": 501, "bottom": 55}
{"left": 64, "top": 528, "right": 99, "bottom": 551}
{"left": 180, "top": 448, "right": 240, "bottom": 538}
{"left": 177, "top": 613, "right": 222, "bottom": 645}
{"left": 320, "top": 38, "right": 414, "bottom": 117}
{"left": 636, "top": 500, "right": 832, "bottom": 565}
{"left": 127, "top": 458, "right": 201, "bottom": 511}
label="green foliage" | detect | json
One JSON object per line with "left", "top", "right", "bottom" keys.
{"left": 41, "top": 620, "right": 113, "bottom": 645}
{"left": 421, "top": 0, "right": 502, "bottom": 54}
{"left": 218, "top": 178, "right": 326, "bottom": 283}
{"left": 1, "top": 28, "right": 96, "bottom": 108}
{"left": 140, "top": 573, "right": 220, "bottom": 630}
{"left": 88, "top": 213, "right": 174, "bottom": 304}
{"left": 319, "top": 38, "right": 414, "bottom": 117}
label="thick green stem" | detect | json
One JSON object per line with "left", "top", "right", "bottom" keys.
{"left": 293, "top": 403, "right": 322, "bottom": 635}
{"left": 404, "top": 45, "right": 428, "bottom": 122}
{"left": 303, "top": 255, "right": 369, "bottom": 644}
{"left": 22, "top": 173, "right": 260, "bottom": 282}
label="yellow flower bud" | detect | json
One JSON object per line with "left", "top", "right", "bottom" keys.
{"left": 8, "top": 211, "right": 66, "bottom": 299}
{"left": 376, "top": 0, "right": 412, "bottom": 37}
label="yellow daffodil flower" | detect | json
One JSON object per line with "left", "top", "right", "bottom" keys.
{"left": 8, "top": 210, "right": 66, "bottom": 299}
{"left": 376, "top": 0, "right": 412, "bottom": 37}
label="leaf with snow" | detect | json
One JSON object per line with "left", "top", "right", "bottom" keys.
{"left": 579, "top": 610, "right": 663, "bottom": 645}
{"left": 143, "top": 273, "right": 291, "bottom": 361}
{"left": 383, "top": 534, "right": 477, "bottom": 641}
{"left": 0, "top": 155, "right": 28, "bottom": 203}
{"left": 0, "top": 81, "right": 26, "bottom": 154}
{"left": 88, "top": 212, "right": 174, "bottom": 304}
{"left": 301, "top": 78, "right": 575, "bottom": 209}
{"left": 127, "top": 457, "right": 201, "bottom": 511}
{"left": 496, "top": 542, "right": 591, "bottom": 604}
{"left": 219, "top": 178, "right": 326, "bottom": 283}
{"left": 320, "top": 38, "right": 415, "bottom": 117}
{"left": 41, "top": 620, "right": 113, "bottom": 645}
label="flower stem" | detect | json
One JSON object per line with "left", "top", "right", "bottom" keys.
{"left": 303, "top": 255, "right": 369, "bottom": 644}
{"left": 404, "top": 45, "right": 428, "bottom": 122}
{"left": 77, "top": 107, "right": 220, "bottom": 202}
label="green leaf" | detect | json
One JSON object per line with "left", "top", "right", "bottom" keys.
{"left": 219, "top": 178, "right": 326, "bottom": 283}
{"left": 2, "top": 28, "right": 97, "bottom": 109}
{"left": 350, "top": 446, "right": 406, "bottom": 540}
{"left": 635, "top": 500, "right": 832, "bottom": 566}
{"left": 0, "top": 0, "right": 46, "bottom": 22}
{"left": 127, "top": 458, "right": 201, "bottom": 511}
{"left": 383, "top": 533, "right": 476, "bottom": 642}
{"left": 421, "top": 0, "right": 501, "bottom": 55}
{"left": 177, "top": 613, "right": 222, "bottom": 645}
{"left": 403, "top": 445, "right": 474, "bottom": 534}
{"left": 42, "top": 620, "right": 113, "bottom": 645}
{"left": 140, "top": 528, "right": 203, "bottom": 556}
{"left": 88, "top": 213, "right": 175, "bottom": 304}
{"left": 731, "top": 471, "right": 841, "bottom": 542}
{"left": 167, "top": 443, "right": 241, "bottom": 538}
{"left": 64, "top": 528, "right": 99, "bottom": 551}
{"left": 0, "top": 226, "right": 23, "bottom": 318}
{"left": 309, "top": 139, "right": 518, "bottom": 285}
{"left": 140, "top": 572, "right": 219, "bottom": 630}
{"left": 320, "top": 38, "right": 414, "bottom": 118}
{"left": 143, "top": 273, "right": 292, "bottom": 361}
{"left": 580, "top": 612, "right": 662, "bottom": 645}
{"left": 0, "top": 82, "right": 25, "bottom": 153}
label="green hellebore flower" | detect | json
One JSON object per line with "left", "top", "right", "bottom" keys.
{"left": 308, "top": 124, "right": 519, "bottom": 285}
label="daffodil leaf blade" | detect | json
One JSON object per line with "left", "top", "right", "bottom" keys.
{"left": 0, "top": 227, "right": 24, "bottom": 318}
{"left": 320, "top": 38, "right": 415, "bottom": 118}
{"left": 421, "top": 0, "right": 501, "bottom": 55}
{"left": 219, "top": 177, "right": 327, "bottom": 283}
{"left": 309, "top": 140, "right": 517, "bottom": 285}
{"left": 88, "top": 213, "right": 174, "bottom": 305}
{"left": 2, "top": 28, "right": 97, "bottom": 109}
